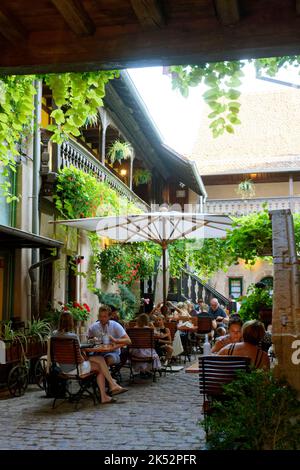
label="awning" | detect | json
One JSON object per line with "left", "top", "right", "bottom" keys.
{"left": 0, "top": 225, "right": 63, "bottom": 249}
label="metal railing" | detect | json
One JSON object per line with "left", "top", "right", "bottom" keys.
{"left": 60, "top": 139, "right": 150, "bottom": 212}
{"left": 204, "top": 196, "right": 300, "bottom": 215}
{"left": 181, "top": 269, "right": 231, "bottom": 308}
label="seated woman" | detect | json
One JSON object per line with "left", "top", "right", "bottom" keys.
{"left": 153, "top": 317, "right": 173, "bottom": 365}
{"left": 133, "top": 313, "right": 161, "bottom": 378}
{"left": 52, "top": 311, "right": 127, "bottom": 404}
{"left": 212, "top": 317, "right": 243, "bottom": 353}
{"left": 167, "top": 301, "right": 192, "bottom": 320}
{"left": 218, "top": 320, "right": 270, "bottom": 370}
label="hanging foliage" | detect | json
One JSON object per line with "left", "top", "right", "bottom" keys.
{"left": 170, "top": 55, "right": 300, "bottom": 137}
{"left": 0, "top": 71, "right": 118, "bottom": 199}
{"left": 54, "top": 165, "right": 141, "bottom": 219}
{"left": 94, "top": 242, "right": 157, "bottom": 286}
{"left": 0, "top": 76, "right": 36, "bottom": 200}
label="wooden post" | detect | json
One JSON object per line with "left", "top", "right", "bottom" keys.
{"left": 271, "top": 209, "right": 300, "bottom": 394}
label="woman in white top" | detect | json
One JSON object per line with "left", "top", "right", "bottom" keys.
{"left": 52, "top": 312, "right": 127, "bottom": 404}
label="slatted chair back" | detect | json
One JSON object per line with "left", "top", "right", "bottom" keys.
{"left": 50, "top": 336, "right": 83, "bottom": 369}
{"left": 126, "top": 327, "right": 159, "bottom": 382}
{"left": 199, "top": 355, "right": 251, "bottom": 398}
{"left": 49, "top": 336, "right": 97, "bottom": 410}
{"left": 126, "top": 327, "right": 154, "bottom": 349}
{"left": 197, "top": 316, "right": 213, "bottom": 334}
{"left": 165, "top": 322, "right": 177, "bottom": 341}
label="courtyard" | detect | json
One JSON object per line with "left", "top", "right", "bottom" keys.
{"left": 0, "top": 365, "right": 205, "bottom": 451}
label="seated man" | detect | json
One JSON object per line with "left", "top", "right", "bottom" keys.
{"left": 195, "top": 298, "right": 209, "bottom": 313}
{"left": 88, "top": 305, "right": 131, "bottom": 366}
{"left": 208, "top": 298, "right": 229, "bottom": 329}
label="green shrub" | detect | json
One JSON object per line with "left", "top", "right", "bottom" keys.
{"left": 93, "top": 283, "right": 138, "bottom": 320}
{"left": 239, "top": 284, "right": 272, "bottom": 322}
{"left": 205, "top": 369, "right": 300, "bottom": 450}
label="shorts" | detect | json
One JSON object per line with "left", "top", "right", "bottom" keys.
{"left": 66, "top": 360, "right": 91, "bottom": 375}
{"left": 88, "top": 351, "right": 120, "bottom": 364}
{"left": 102, "top": 351, "right": 120, "bottom": 364}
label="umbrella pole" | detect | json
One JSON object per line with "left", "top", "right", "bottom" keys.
{"left": 162, "top": 243, "right": 167, "bottom": 307}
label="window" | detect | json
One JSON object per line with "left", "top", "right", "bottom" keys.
{"left": 260, "top": 276, "right": 273, "bottom": 295}
{"left": 229, "top": 278, "right": 243, "bottom": 299}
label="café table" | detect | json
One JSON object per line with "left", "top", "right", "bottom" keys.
{"left": 80, "top": 343, "right": 121, "bottom": 354}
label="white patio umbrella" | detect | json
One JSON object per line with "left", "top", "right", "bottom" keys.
{"left": 52, "top": 210, "right": 232, "bottom": 306}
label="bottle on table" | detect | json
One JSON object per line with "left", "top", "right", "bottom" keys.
{"left": 203, "top": 334, "right": 212, "bottom": 355}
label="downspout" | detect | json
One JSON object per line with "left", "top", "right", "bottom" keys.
{"left": 191, "top": 161, "right": 207, "bottom": 211}
{"left": 31, "top": 80, "right": 42, "bottom": 319}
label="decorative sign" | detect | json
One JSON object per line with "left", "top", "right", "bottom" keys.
{"left": 176, "top": 190, "right": 186, "bottom": 198}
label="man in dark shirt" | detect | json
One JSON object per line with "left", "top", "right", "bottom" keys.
{"left": 208, "top": 298, "right": 229, "bottom": 328}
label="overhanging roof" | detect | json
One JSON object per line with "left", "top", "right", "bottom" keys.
{"left": 1, "top": 1, "right": 300, "bottom": 74}
{"left": 0, "top": 225, "right": 63, "bottom": 249}
{"left": 105, "top": 71, "right": 206, "bottom": 196}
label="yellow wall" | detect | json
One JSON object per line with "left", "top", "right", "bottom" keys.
{"left": 206, "top": 182, "right": 291, "bottom": 199}
{"left": 209, "top": 259, "right": 273, "bottom": 298}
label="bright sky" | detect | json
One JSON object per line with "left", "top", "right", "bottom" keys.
{"left": 128, "top": 63, "right": 300, "bottom": 156}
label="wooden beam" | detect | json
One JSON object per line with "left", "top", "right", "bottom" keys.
{"left": 0, "top": 8, "right": 26, "bottom": 44}
{"left": 214, "top": 0, "right": 240, "bottom": 26}
{"left": 130, "top": 0, "right": 165, "bottom": 29}
{"left": 51, "top": 0, "right": 95, "bottom": 36}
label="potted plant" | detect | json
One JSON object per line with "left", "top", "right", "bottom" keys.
{"left": 107, "top": 140, "right": 133, "bottom": 165}
{"left": 238, "top": 283, "right": 272, "bottom": 324}
{"left": 236, "top": 179, "right": 255, "bottom": 199}
{"left": 26, "top": 319, "right": 51, "bottom": 356}
{"left": 133, "top": 168, "right": 152, "bottom": 186}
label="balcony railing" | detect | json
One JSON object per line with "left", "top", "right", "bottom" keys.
{"left": 204, "top": 196, "right": 300, "bottom": 215}
{"left": 41, "top": 132, "right": 150, "bottom": 212}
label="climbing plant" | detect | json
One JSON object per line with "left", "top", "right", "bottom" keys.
{"left": 54, "top": 165, "right": 141, "bottom": 219}
{"left": 0, "top": 76, "right": 36, "bottom": 200}
{"left": 94, "top": 242, "right": 157, "bottom": 286}
{"left": 0, "top": 71, "right": 118, "bottom": 199}
{"left": 170, "top": 55, "right": 300, "bottom": 137}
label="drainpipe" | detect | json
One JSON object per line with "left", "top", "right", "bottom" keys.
{"left": 191, "top": 161, "right": 207, "bottom": 212}
{"left": 129, "top": 148, "right": 135, "bottom": 191}
{"left": 31, "top": 79, "right": 42, "bottom": 319}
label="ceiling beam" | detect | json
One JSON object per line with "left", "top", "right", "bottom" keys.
{"left": 0, "top": 8, "right": 26, "bottom": 44}
{"left": 51, "top": 0, "right": 95, "bottom": 36}
{"left": 130, "top": 0, "right": 165, "bottom": 29}
{"left": 214, "top": 0, "right": 240, "bottom": 26}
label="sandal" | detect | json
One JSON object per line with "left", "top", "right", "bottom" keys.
{"left": 111, "top": 387, "right": 128, "bottom": 396}
{"left": 101, "top": 398, "right": 117, "bottom": 405}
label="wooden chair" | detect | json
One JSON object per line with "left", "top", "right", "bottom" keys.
{"left": 126, "top": 327, "right": 159, "bottom": 382}
{"left": 109, "top": 346, "right": 129, "bottom": 384}
{"left": 191, "top": 316, "right": 214, "bottom": 353}
{"left": 198, "top": 355, "right": 251, "bottom": 431}
{"left": 49, "top": 336, "right": 98, "bottom": 409}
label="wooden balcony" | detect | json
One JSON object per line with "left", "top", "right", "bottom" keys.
{"left": 41, "top": 134, "right": 150, "bottom": 213}
{"left": 204, "top": 197, "right": 300, "bottom": 216}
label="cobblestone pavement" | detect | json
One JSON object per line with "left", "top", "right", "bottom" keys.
{"left": 0, "top": 362, "right": 206, "bottom": 450}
